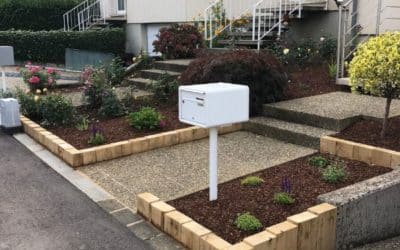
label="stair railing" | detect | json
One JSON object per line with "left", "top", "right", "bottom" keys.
{"left": 63, "top": 0, "right": 100, "bottom": 31}
{"left": 77, "top": 0, "right": 105, "bottom": 31}
{"left": 336, "top": 0, "right": 400, "bottom": 79}
{"left": 253, "top": 0, "right": 302, "bottom": 50}
{"left": 204, "top": 0, "right": 258, "bottom": 48}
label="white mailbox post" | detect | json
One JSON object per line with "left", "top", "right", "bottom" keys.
{"left": 179, "top": 83, "right": 249, "bottom": 201}
{"left": 0, "top": 46, "right": 15, "bottom": 92}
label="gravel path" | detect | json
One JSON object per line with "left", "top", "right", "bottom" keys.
{"left": 266, "top": 92, "right": 400, "bottom": 120}
{"left": 352, "top": 235, "right": 400, "bottom": 250}
{"left": 80, "top": 131, "right": 316, "bottom": 210}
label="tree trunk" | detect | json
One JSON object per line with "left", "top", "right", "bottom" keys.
{"left": 381, "top": 97, "right": 392, "bottom": 138}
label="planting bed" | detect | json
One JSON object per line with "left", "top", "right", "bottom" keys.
{"left": 49, "top": 105, "right": 186, "bottom": 149}
{"left": 168, "top": 153, "right": 391, "bottom": 244}
{"left": 283, "top": 65, "right": 346, "bottom": 101}
{"left": 334, "top": 116, "right": 400, "bottom": 152}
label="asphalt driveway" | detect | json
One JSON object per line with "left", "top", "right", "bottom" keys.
{"left": 0, "top": 132, "right": 151, "bottom": 250}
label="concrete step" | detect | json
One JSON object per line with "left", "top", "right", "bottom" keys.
{"left": 125, "top": 77, "right": 152, "bottom": 90}
{"left": 154, "top": 60, "right": 192, "bottom": 73}
{"left": 244, "top": 117, "right": 335, "bottom": 149}
{"left": 140, "top": 69, "right": 180, "bottom": 81}
{"left": 263, "top": 101, "right": 358, "bottom": 132}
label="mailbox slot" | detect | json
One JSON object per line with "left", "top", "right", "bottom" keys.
{"left": 180, "top": 90, "right": 206, "bottom": 125}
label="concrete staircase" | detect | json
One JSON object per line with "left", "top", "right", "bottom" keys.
{"left": 217, "top": 1, "right": 327, "bottom": 48}
{"left": 126, "top": 60, "right": 192, "bottom": 91}
{"left": 244, "top": 101, "right": 338, "bottom": 149}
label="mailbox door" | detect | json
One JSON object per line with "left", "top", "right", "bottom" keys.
{"left": 180, "top": 90, "right": 206, "bottom": 126}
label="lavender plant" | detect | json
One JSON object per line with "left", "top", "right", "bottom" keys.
{"left": 88, "top": 124, "right": 106, "bottom": 146}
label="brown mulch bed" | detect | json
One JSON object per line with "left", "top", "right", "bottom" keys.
{"left": 283, "top": 65, "right": 347, "bottom": 101}
{"left": 334, "top": 117, "right": 400, "bottom": 152}
{"left": 168, "top": 153, "right": 392, "bottom": 244}
{"left": 48, "top": 105, "right": 187, "bottom": 149}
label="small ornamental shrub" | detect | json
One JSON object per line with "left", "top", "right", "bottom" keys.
{"left": 349, "top": 32, "right": 400, "bottom": 138}
{"left": 16, "top": 89, "right": 42, "bottom": 121}
{"left": 105, "top": 57, "right": 126, "bottom": 86}
{"left": 234, "top": 213, "right": 263, "bottom": 232}
{"left": 153, "top": 24, "right": 204, "bottom": 59}
{"left": 273, "top": 192, "right": 295, "bottom": 205}
{"left": 328, "top": 63, "right": 337, "bottom": 79}
{"left": 319, "top": 36, "right": 337, "bottom": 62}
{"left": 309, "top": 156, "right": 329, "bottom": 168}
{"left": 98, "top": 91, "right": 124, "bottom": 118}
{"left": 76, "top": 116, "right": 89, "bottom": 131}
{"left": 20, "top": 64, "right": 59, "bottom": 92}
{"left": 179, "top": 50, "right": 286, "bottom": 115}
{"left": 151, "top": 73, "right": 178, "bottom": 103}
{"left": 88, "top": 125, "right": 106, "bottom": 146}
{"left": 38, "top": 94, "right": 76, "bottom": 127}
{"left": 322, "top": 164, "right": 347, "bottom": 183}
{"left": 128, "top": 107, "right": 164, "bottom": 130}
{"left": 241, "top": 176, "right": 264, "bottom": 187}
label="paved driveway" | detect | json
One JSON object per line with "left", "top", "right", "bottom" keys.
{"left": 0, "top": 132, "right": 151, "bottom": 250}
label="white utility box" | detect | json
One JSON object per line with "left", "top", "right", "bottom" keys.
{"left": 179, "top": 83, "right": 249, "bottom": 128}
{"left": 0, "top": 98, "right": 21, "bottom": 133}
{"left": 178, "top": 83, "right": 249, "bottom": 201}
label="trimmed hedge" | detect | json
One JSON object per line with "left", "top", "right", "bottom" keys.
{"left": 0, "top": 0, "right": 82, "bottom": 31}
{"left": 0, "top": 29, "right": 125, "bottom": 63}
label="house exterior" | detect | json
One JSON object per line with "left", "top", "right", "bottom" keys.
{"left": 64, "top": 0, "right": 400, "bottom": 56}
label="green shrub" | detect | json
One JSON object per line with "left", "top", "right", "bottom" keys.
{"left": 0, "top": 0, "right": 81, "bottom": 31}
{"left": 16, "top": 89, "right": 42, "bottom": 121}
{"left": 98, "top": 91, "right": 124, "bottom": 118}
{"left": 319, "top": 36, "right": 337, "bottom": 62}
{"left": 38, "top": 94, "right": 76, "bottom": 127}
{"left": 83, "top": 69, "right": 110, "bottom": 109}
{"left": 241, "top": 176, "right": 264, "bottom": 187}
{"left": 153, "top": 24, "right": 204, "bottom": 59}
{"left": 151, "top": 73, "right": 178, "bottom": 103}
{"left": 128, "top": 107, "right": 164, "bottom": 130}
{"left": 328, "top": 63, "right": 337, "bottom": 79}
{"left": 234, "top": 213, "right": 263, "bottom": 232}
{"left": 308, "top": 156, "right": 329, "bottom": 168}
{"left": 0, "top": 29, "right": 125, "bottom": 63}
{"left": 179, "top": 50, "right": 286, "bottom": 115}
{"left": 322, "top": 164, "right": 347, "bottom": 183}
{"left": 105, "top": 57, "right": 126, "bottom": 86}
{"left": 273, "top": 192, "right": 295, "bottom": 205}
{"left": 76, "top": 116, "right": 89, "bottom": 131}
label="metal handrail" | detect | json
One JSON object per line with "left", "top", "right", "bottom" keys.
{"left": 252, "top": 0, "right": 302, "bottom": 50}
{"left": 63, "top": 0, "right": 98, "bottom": 31}
{"left": 77, "top": 0, "right": 104, "bottom": 31}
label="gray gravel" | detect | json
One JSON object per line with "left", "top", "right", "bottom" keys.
{"left": 80, "top": 131, "right": 316, "bottom": 210}
{"left": 266, "top": 92, "right": 400, "bottom": 120}
{"left": 352, "top": 235, "right": 400, "bottom": 250}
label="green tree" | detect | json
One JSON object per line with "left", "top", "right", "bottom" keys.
{"left": 349, "top": 32, "right": 400, "bottom": 138}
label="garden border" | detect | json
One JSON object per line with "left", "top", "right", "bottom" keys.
{"left": 20, "top": 115, "right": 242, "bottom": 168}
{"left": 320, "top": 136, "right": 400, "bottom": 169}
{"left": 136, "top": 193, "right": 337, "bottom": 250}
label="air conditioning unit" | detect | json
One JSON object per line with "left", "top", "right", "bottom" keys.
{"left": 0, "top": 98, "right": 21, "bottom": 134}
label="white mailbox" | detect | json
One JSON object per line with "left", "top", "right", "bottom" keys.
{"left": 178, "top": 83, "right": 249, "bottom": 201}
{"left": 179, "top": 83, "right": 249, "bottom": 128}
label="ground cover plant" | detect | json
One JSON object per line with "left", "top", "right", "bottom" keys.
{"left": 349, "top": 32, "right": 400, "bottom": 138}
{"left": 169, "top": 153, "right": 391, "bottom": 243}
